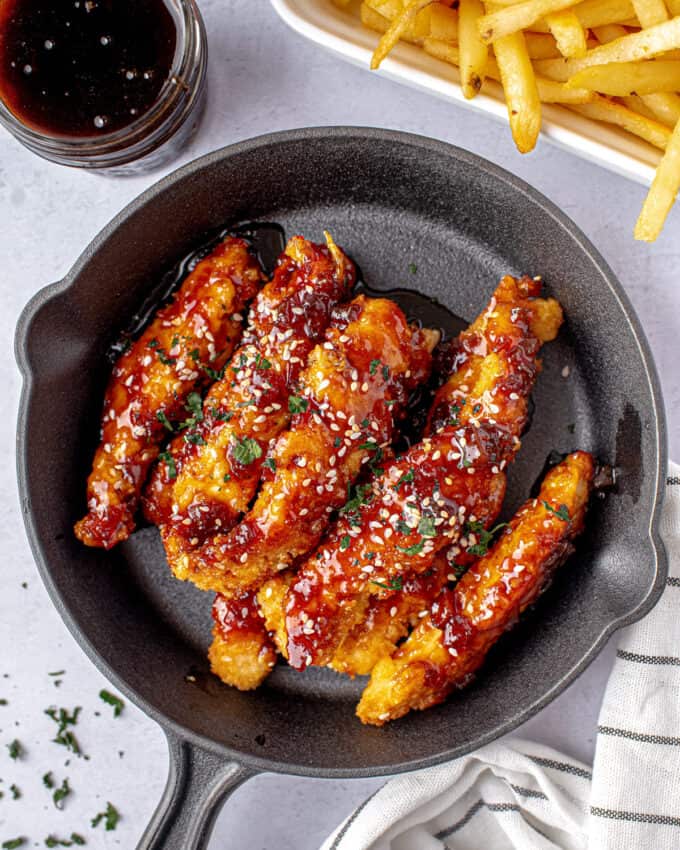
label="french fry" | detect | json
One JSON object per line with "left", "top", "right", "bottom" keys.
{"left": 621, "top": 93, "right": 662, "bottom": 120}
{"left": 424, "top": 37, "right": 594, "bottom": 100}
{"left": 641, "top": 92, "right": 680, "bottom": 126}
{"left": 570, "top": 0, "right": 637, "bottom": 29}
{"left": 569, "top": 93, "right": 671, "bottom": 148}
{"left": 591, "top": 23, "right": 630, "bottom": 42}
{"left": 525, "top": 31, "right": 563, "bottom": 57}
{"left": 478, "top": 0, "right": 578, "bottom": 43}
{"left": 667, "top": 0, "right": 680, "bottom": 14}
{"left": 361, "top": 1, "right": 432, "bottom": 45}
{"left": 429, "top": 2, "right": 460, "bottom": 40}
{"left": 489, "top": 28, "right": 542, "bottom": 149}
{"left": 635, "top": 117, "right": 680, "bottom": 241}
{"left": 546, "top": 10, "right": 588, "bottom": 56}
{"left": 567, "top": 59, "right": 680, "bottom": 94}
{"left": 631, "top": 0, "right": 668, "bottom": 27}
{"left": 370, "top": 0, "right": 436, "bottom": 66}
{"left": 459, "top": 0, "right": 490, "bottom": 96}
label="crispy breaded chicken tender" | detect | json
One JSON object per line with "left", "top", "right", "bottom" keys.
{"left": 173, "top": 294, "right": 438, "bottom": 595}
{"left": 284, "top": 276, "right": 563, "bottom": 670}
{"left": 143, "top": 234, "right": 355, "bottom": 560}
{"left": 208, "top": 592, "right": 276, "bottom": 691}
{"left": 74, "top": 236, "right": 265, "bottom": 549}
{"left": 357, "top": 451, "right": 595, "bottom": 725}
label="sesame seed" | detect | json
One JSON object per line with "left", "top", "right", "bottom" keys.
{"left": 239, "top": 552, "right": 248, "bottom": 563}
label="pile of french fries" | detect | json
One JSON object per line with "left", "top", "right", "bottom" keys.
{"left": 335, "top": 0, "right": 680, "bottom": 241}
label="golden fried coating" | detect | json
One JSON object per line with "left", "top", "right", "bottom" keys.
{"left": 208, "top": 592, "right": 277, "bottom": 691}
{"left": 284, "top": 276, "right": 563, "bottom": 670}
{"left": 143, "top": 234, "right": 355, "bottom": 561}
{"left": 173, "top": 294, "right": 438, "bottom": 595}
{"left": 357, "top": 451, "right": 595, "bottom": 725}
{"left": 74, "top": 236, "right": 264, "bottom": 549}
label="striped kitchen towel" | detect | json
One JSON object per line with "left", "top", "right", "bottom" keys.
{"left": 322, "top": 462, "right": 680, "bottom": 850}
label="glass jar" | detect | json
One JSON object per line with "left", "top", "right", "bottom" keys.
{"left": 0, "top": 0, "right": 207, "bottom": 174}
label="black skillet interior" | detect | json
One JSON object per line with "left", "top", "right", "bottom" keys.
{"left": 16, "top": 127, "right": 667, "bottom": 779}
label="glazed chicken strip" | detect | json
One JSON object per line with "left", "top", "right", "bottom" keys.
{"left": 143, "top": 234, "right": 356, "bottom": 563}
{"left": 74, "top": 236, "right": 265, "bottom": 550}
{"left": 357, "top": 451, "right": 595, "bottom": 725}
{"left": 174, "top": 294, "right": 438, "bottom": 595}
{"left": 258, "top": 562, "right": 450, "bottom": 677}
{"left": 208, "top": 591, "right": 277, "bottom": 691}
{"left": 284, "top": 276, "right": 563, "bottom": 670}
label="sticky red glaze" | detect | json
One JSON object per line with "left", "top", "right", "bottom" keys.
{"left": 212, "top": 591, "right": 266, "bottom": 640}
{"left": 173, "top": 294, "right": 437, "bottom": 595}
{"left": 74, "top": 236, "right": 265, "bottom": 549}
{"left": 143, "top": 236, "right": 356, "bottom": 548}
{"left": 284, "top": 276, "right": 560, "bottom": 670}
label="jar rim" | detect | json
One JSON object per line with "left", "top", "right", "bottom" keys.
{"left": 0, "top": 0, "right": 207, "bottom": 162}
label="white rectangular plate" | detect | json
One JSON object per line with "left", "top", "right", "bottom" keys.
{"left": 271, "top": 0, "right": 661, "bottom": 186}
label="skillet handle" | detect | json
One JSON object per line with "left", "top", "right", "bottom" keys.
{"left": 137, "top": 729, "right": 257, "bottom": 850}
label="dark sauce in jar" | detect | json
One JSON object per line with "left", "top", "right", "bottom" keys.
{"left": 0, "top": 0, "right": 177, "bottom": 137}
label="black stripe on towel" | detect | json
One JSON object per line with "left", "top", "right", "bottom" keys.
{"left": 510, "top": 784, "right": 548, "bottom": 800}
{"left": 329, "top": 786, "right": 384, "bottom": 850}
{"left": 437, "top": 800, "right": 552, "bottom": 841}
{"left": 529, "top": 755, "right": 592, "bottom": 780}
{"left": 617, "top": 650, "right": 680, "bottom": 666}
{"left": 666, "top": 577, "right": 680, "bottom": 587}
{"left": 591, "top": 807, "right": 680, "bottom": 827}
{"left": 598, "top": 726, "right": 680, "bottom": 746}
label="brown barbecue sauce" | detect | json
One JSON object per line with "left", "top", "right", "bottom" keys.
{"left": 0, "top": 0, "right": 177, "bottom": 137}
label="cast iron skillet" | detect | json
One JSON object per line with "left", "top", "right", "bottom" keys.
{"left": 15, "top": 127, "right": 667, "bottom": 848}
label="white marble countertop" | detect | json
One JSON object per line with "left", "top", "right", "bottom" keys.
{"left": 1, "top": 1, "right": 678, "bottom": 847}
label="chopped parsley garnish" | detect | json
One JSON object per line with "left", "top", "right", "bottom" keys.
{"left": 288, "top": 396, "right": 308, "bottom": 414}
{"left": 417, "top": 516, "right": 436, "bottom": 537}
{"left": 358, "top": 441, "right": 379, "bottom": 451}
{"left": 340, "top": 483, "right": 373, "bottom": 524}
{"left": 263, "top": 458, "right": 276, "bottom": 472}
{"left": 382, "top": 364, "right": 390, "bottom": 381}
{"left": 2, "top": 840, "right": 26, "bottom": 849}
{"left": 184, "top": 432, "right": 206, "bottom": 446}
{"left": 339, "top": 535, "right": 351, "bottom": 551}
{"left": 223, "top": 473, "right": 231, "bottom": 483}
{"left": 158, "top": 451, "right": 177, "bottom": 480}
{"left": 472, "top": 403, "right": 482, "bottom": 415}
{"left": 91, "top": 802, "right": 120, "bottom": 831}
{"left": 369, "top": 359, "right": 380, "bottom": 376}
{"left": 43, "top": 772, "right": 55, "bottom": 789}
{"left": 202, "top": 363, "right": 226, "bottom": 382}
{"left": 408, "top": 262, "right": 417, "bottom": 274}
{"left": 465, "top": 520, "right": 510, "bottom": 557}
{"left": 361, "top": 417, "right": 369, "bottom": 428}
{"left": 542, "top": 501, "right": 570, "bottom": 521}
{"left": 255, "top": 354, "right": 271, "bottom": 370}
{"left": 334, "top": 436, "right": 342, "bottom": 447}
{"left": 396, "top": 519, "right": 412, "bottom": 535}
{"left": 185, "top": 392, "right": 203, "bottom": 421}
{"left": 371, "top": 576, "right": 403, "bottom": 591}
{"left": 398, "top": 540, "right": 425, "bottom": 556}
{"left": 53, "top": 777, "right": 71, "bottom": 810}
{"left": 171, "top": 335, "right": 180, "bottom": 347}
{"left": 232, "top": 437, "right": 262, "bottom": 466}
{"left": 158, "top": 351, "right": 176, "bottom": 366}
{"left": 392, "top": 469, "right": 415, "bottom": 491}
{"left": 7, "top": 739, "right": 22, "bottom": 760}
{"left": 156, "top": 410, "right": 174, "bottom": 432}
{"left": 212, "top": 408, "right": 233, "bottom": 422}
{"left": 190, "top": 348, "right": 200, "bottom": 361}
{"left": 9, "top": 784, "right": 20, "bottom": 800}
{"left": 45, "top": 706, "right": 81, "bottom": 755}
{"left": 147, "top": 338, "right": 160, "bottom": 349}
{"left": 99, "top": 690, "right": 124, "bottom": 718}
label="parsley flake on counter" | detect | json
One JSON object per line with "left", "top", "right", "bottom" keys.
{"left": 91, "top": 801, "right": 120, "bottom": 831}
{"left": 2, "top": 839, "right": 26, "bottom": 849}
{"left": 45, "top": 835, "right": 85, "bottom": 848}
{"left": 0, "top": 699, "right": 7, "bottom": 706}
{"left": 408, "top": 262, "right": 417, "bottom": 274}
{"left": 53, "top": 777, "right": 71, "bottom": 810}
{"left": 45, "top": 706, "right": 82, "bottom": 755}
{"left": 9, "top": 784, "right": 20, "bottom": 799}
{"left": 43, "top": 772, "right": 55, "bottom": 789}
{"left": 542, "top": 501, "right": 570, "bottom": 521}
{"left": 288, "top": 395, "right": 308, "bottom": 414}
{"left": 48, "top": 671, "right": 65, "bottom": 677}
{"left": 232, "top": 437, "right": 262, "bottom": 466}
{"left": 99, "top": 690, "right": 124, "bottom": 717}
{"left": 6, "top": 739, "right": 22, "bottom": 760}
